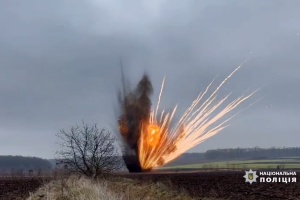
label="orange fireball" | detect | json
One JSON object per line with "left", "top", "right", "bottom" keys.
{"left": 146, "top": 124, "right": 161, "bottom": 147}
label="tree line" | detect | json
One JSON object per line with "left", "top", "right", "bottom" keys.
{"left": 205, "top": 147, "right": 300, "bottom": 160}
{"left": 0, "top": 155, "right": 52, "bottom": 175}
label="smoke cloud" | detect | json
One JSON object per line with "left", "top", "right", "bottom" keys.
{"left": 117, "top": 66, "right": 153, "bottom": 172}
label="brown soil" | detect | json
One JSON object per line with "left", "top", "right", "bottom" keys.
{"left": 0, "top": 177, "right": 51, "bottom": 200}
{"left": 114, "top": 170, "right": 300, "bottom": 200}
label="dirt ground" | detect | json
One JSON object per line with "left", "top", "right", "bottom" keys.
{"left": 0, "top": 177, "right": 50, "bottom": 200}
{"left": 1, "top": 171, "right": 299, "bottom": 200}
{"left": 115, "top": 170, "right": 300, "bottom": 200}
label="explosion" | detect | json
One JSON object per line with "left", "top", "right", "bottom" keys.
{"left": 118, "top": 64, "right": 256, "bottom": 172}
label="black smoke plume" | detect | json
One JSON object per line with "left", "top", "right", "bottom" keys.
{"left": 117, "top": 65, "right": 153, "bottom": 172}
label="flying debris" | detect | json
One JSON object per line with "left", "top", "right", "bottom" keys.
{"left": 117, "top": 64, "right": 256, "bottom": 172}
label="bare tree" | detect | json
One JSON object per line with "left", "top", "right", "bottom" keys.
{"left": 56, "top": 122, "right": 123, "bottom": 178}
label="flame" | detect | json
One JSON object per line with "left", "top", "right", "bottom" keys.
{"left": 137, "top": 64, "right": 257, "bottom": 170}
{"left": 146, "top": 124, "right": 161, "bottom": 147}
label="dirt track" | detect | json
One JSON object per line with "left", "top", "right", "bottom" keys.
{"left": 0, "top": 177, "right": 50, "bottom": 200}
{"left": 115, "top": 171, "right": 300, "bottom": 200}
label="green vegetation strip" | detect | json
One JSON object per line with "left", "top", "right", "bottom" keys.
{"left": 162, "top": 159, "right": 300, "bottom": 170}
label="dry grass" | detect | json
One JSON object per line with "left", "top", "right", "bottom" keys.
{"left": 101, "top": 176, "right": 193, "bottom": 200}
{"left": 27, "top": 176, "right": 121, "bottom": 200}
{"left": 26, "top": 175, "right": 197, "bottom": 200}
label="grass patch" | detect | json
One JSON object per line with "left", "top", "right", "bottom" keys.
{"left": 104, "top": 176, "right": 193, "bottom": 200}
{"left": 27, "top": 175, "right": 201, "bottom": 200}
{"left": 161, "top": 158, "right": 300, "bottom": 170}
{"left": 27, "top": 175, "right": 121, "bottom": 200}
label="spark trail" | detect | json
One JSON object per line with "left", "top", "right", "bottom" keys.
{"left": 138, "top": 65, "right": 256, "bottom": 170}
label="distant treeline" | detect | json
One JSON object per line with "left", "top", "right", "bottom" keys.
{"left": 166, "top": 147, "right": 300, "bottom": 166}
{"left": 0, "top": 155, "right": 52, "bottom": 174}
{"left": 205, "top": 147, "right": 300, "bottom": 160}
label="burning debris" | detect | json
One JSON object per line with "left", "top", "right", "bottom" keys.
{"left": 118, "top": 64, "right": 256, "bottom": 172}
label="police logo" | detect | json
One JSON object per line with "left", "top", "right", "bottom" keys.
{"left": 244, "top": 169, "right": 259, "bottom": 184}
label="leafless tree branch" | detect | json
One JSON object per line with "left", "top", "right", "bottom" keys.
{"left": 56, "top": 122, "right": 123, "bottom": 178}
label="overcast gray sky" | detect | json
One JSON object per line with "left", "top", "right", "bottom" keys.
{"left": 0, "top": 0, "right": 299, "bottom": 159}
